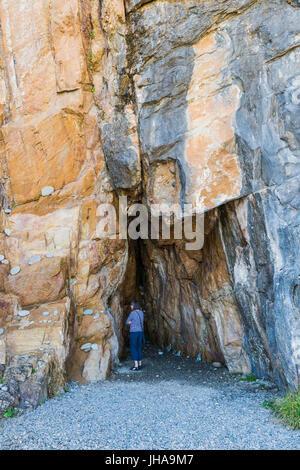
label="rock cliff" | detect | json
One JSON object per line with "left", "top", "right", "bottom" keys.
{"left": 0, "top": 0, "right": 299, "bottom": 411}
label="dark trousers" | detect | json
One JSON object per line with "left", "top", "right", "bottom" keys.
{"left": 130, "top": 331, "right": 143, "bottom": 361}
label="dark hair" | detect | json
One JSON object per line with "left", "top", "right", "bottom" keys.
{"left": 130, "top": 301, "right": 141, "bottom": 310}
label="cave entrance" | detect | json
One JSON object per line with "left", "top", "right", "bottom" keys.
{"left": 111, "top": 209, "right": 251, "bottom": 376}
{"left": 114, "top": 234, "right": 225, "bottom": 368}
{"left": 116, "top": 239, "right": 146, "bottom": 357}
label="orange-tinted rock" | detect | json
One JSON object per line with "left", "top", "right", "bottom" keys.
{"left": 5, "top": 298, "right": 71, "bottom": 360}
{"left": 5, "top": 257, "right": 67, "bottom": 307}
{"left": 2, "top": 112, "right": 87, "bottom": 204}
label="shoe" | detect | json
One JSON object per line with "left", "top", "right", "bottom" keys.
{"left": 130, "top": 366, "right": 139, "bottom": 371}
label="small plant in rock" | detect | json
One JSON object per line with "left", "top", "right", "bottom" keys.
{"left": 32, "top": 368, "right": 36, "bottom": 374}
{"left": 0, "top": 377, "right": 5, "bottom": 384}
{"left": 264, "top": 389, "right": 300, "bottom": 430}
{"left": 262, "top": 399, "right": 276, "bottom": 411}
{"left": 88, "top": 52, "right": 93, "bottom": 62}
{"left": 91, "top": 86, "right": 95, "bottom": 93}
{"left": 238, "top": 373, "right": 259, "bottom": 382}
{"left": 90, "top": 30, "right": 95, "bottom": 39}
{"left": 64, "top": 387, "right": 69, "bottom": 393}
{"left": 3, "top": 408, "right": 18, "bottom": 419}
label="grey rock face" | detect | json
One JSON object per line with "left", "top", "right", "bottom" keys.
{"left": 95, "top": 10, "right": 141, "bottom": 191}
{"left": 218, "top": 175, "right": 300, "bottom": 388}
{"left": 123, "top": 0, "right": 300, "bottom": 389}
{"left": 102, "top": 115, "right": 140, "bottom": 189}
{"left": 0, "top": 356, "right": 61, "bottom": 413}
{"left": 127, "top": 0, "right": 263, "bottom": 206}
{"left": 128, "top": 0, "right": 300, "bottom": 205}
{"left": 0, "top": 390, "right": 17, "bottom": 411}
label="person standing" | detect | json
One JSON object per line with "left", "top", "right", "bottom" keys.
{"left": 126, "top": 301, "right": 144, "bottom": 371}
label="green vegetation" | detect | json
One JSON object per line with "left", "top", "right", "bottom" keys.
{"left": 262, "top": 399, "right": 276, "bottom": 411}
{"left": 64, "top": 387, "right": 69, "bottom": 393}
{"left": 0, "top": 377, "right": 5, "bottom": 384}
{"left": 263, "top": 390, "right": 300, "bottom": 430}
{"left": 88, "top": 52, "right": 93, "bottom": 63}
{"left": 32, "top": 368, "right": 36, "bottom": 375}
{"left": 90, "top": 30, "right": 95, "bottom": 39}
{"left": 238, "top": 373, "right": 259, "bottom": 382}
{"left": 3, "top": 408, "right": 18, "bottom": 419}
{"left": 91, "top": 86, "right": 95, "bottom": 93}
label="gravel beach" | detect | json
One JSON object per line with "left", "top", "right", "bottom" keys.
{"left": 0, "top": 344, "right": 299, "bottom": 450}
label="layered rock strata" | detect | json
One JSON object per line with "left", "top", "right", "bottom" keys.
{"left": 0, "top": 0, "right": 299, "bottom": 411}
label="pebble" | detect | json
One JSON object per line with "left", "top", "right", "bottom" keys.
{"left": 0, "top": 345, "right": 298, "bottom": 451}
{"left": 41, "top": 186, "right": 54, "bottom": 197}
{"left": 18, "top": 310, "right": 30, "bottom": 317}
{"left": 1, "top": 259, "right": 9, "bottom": 265}
{"left": 4, "top": 228, "right": 11, "bottom": 236}
{"left": 80, "top": 343, "right": 92, "bottom": 352}
{"left": 46, "top": 253, "right": 54, "bottom": 259}
{"left": 28, "top": 256, "right": 41, "bottom": 265}
{"left": 4, "top": 209, "right": 11, "bottom": 214}
{"left": 93, "top": 313, "right": 100, "bottom": 320}
{"left": 10, "top": 266, "right": 21, "bottom": 275}
{"left": 42, "top": 312, "right": 49, "bottom": 316}
{"left": 83, "top": 309, "right": 93, "bottom": 316}
{"left": 212, "top": 362, "right": 223, "bottom": 368}
{"left": 0, "top": 255, "right": 5, "bottom": 261}
{"left": 0, "top": 328, "right": 4, "bottom": 335}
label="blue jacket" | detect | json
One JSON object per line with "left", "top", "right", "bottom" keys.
{"left": 126, "top": 309, "right": 144, "bottom": 332}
